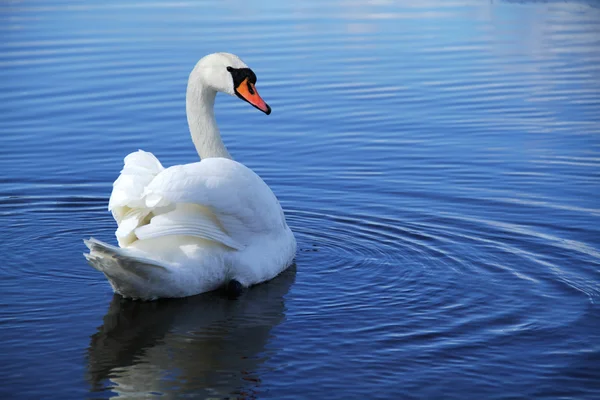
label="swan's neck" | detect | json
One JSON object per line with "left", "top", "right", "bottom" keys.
{"left": 186, "top": 79, "right": 232, "bottom": 160}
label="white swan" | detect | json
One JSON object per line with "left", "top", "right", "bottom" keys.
{"left": 84, "top": 53, "right": 296, "bottom": 300}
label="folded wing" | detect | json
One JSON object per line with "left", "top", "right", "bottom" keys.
{"left": 109, "top": 152, "right": 284, "bottom": 249}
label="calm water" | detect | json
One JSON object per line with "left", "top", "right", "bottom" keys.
{"left": 1, "top": 0, "right": 600, "bottom": 399}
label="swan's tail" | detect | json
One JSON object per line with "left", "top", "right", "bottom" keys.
{"left": 84, "top": 237, "right": 171, "bottom": 300}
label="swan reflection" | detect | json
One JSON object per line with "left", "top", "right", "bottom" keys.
{"left": 87, "top": 265, "right": 296, "bottom": 399}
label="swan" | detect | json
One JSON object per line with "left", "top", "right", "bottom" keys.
{"left": 84, "top": 52, "right": 296, "bottom": 300}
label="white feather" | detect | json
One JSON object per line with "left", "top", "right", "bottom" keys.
{"left": 134, "top": 204, "right": 245, "bottom": 251}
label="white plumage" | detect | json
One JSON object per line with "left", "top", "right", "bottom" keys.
{"left": 84, "top": 53, "right": 296, "bottom": 300}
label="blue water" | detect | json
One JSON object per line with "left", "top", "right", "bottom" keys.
{"left": 1, "top": 0, "right": 600, "bottom": 398}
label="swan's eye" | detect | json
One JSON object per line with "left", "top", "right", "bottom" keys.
{"left": 227, "top": 67, "right": 257, "bottom": 86}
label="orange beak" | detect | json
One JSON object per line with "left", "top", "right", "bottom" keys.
{"left": 234, "top": 78, "right": 271, "bottom": 115}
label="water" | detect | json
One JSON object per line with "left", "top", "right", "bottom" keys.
{"left": 1, "top": 0, "right": 599, "bottom": 398}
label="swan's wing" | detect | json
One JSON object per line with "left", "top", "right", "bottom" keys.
{"left": 143, "top": 158, "right": 285, "bottom": 241}
{"left": 134, "top": 203, "right": 245, "bottom": 250}
{"left": 109, "top": 150, "right": 165, "bottom": 221}
{"left": 108, "top": 151, "right": 167, "bottom": 246}
{"left": 108, "top": 153, "right": 284, "bottom": 249}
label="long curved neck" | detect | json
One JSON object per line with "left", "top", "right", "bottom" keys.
{"left": 186, "top": 76, "right": 232, "bottom": 160}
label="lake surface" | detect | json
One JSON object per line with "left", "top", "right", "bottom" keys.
{"left": 1, "top": 0, "right": 599, "bottom": 398}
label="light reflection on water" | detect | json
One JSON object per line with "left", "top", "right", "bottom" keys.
{"left": 88, "top": 267, "right": 296, "bottom": 398}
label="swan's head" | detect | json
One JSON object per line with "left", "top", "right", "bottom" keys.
{"left": 193, "top": 52, "right": 271, "bottom": 115}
